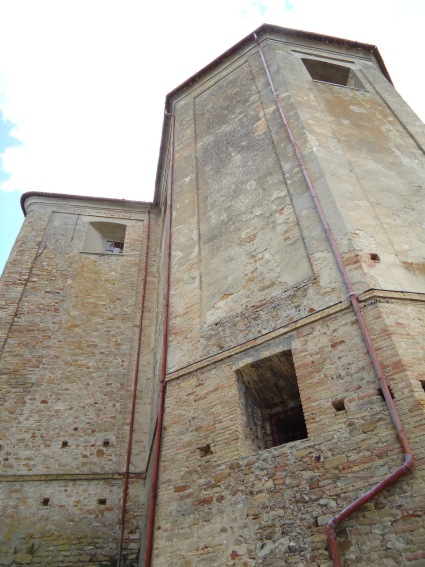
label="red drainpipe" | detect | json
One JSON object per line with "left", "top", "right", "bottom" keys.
{"left": 144, "top": 111, "right": 176, "bottom": 567}
{"left": 117, "top": 205, "right": 151, "bottom": 567}
{"left": 254, "top": 34, "right": 414, "bottom": 566}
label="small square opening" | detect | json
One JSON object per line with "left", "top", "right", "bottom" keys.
{"left": 98, "top": 498, "right": 107, "bottom": 505}
{"left": 332, "top": 399, "right": 346, "bottom": 412}
{"left": 61, "top": 440, "right": 69, "bottom": 448}
{"left": 41, "top": 497, "right": 50, "bottom": 506}
{"left": 198, "top": 444, "right": 213, "bottom": 458}
{"left": 377, "top": 386, "right": 395, "bottom": 400}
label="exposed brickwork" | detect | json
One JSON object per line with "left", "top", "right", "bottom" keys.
{"left": 1, "top": 26, "right": 425, "bottom": 567}
{"left": 149, "top": 28, "right": 425, "bottom": 567}
{"left": 0, "top": 200, "right": 161, "bottom": 566}
{"left": 151, "top": 302, "right": 425, "bottom": 566}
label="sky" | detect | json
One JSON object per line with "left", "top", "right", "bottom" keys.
{"left": 1, "top": 0, "right": 424, "bottom": 274}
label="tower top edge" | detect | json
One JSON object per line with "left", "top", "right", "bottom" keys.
{"left": 20, "top": 191, "right": 153, "bottom": 216}
{"left": 165, "top": 23, "right": 391, "bottom": 107}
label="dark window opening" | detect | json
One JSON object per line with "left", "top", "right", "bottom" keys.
{"left": 105, "top": 240, "right": 124, "bottom": 254}
{"left": 237, "top": 350, "right": 307, "bottom": 452}
{"left": 98, "top": 498, "right": 107, "bottom": 505}
{"left": 302, "top": 58, "right": 364, "bottom": 89}
{"left": 270, "top": 406, "right": 308, "bottom": 445}
{"left": 41, "top": 498, "right": 50, "bottom": 506}
{"left": 61, "top": 440, "right": 69, "bottom": 448}
{"left": 102, "top": 439, "right": 110, "bottom": 448}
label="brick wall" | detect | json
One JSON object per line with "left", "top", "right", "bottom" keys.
{"left": 152, "top": 300, "right": 425, "bottom": 566}
{"left": 0, "top": 199, "right": 160, "bottom": 566}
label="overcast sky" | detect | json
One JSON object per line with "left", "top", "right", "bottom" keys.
{"left": 1, "top": 0, "right": 424, "bottom": 274}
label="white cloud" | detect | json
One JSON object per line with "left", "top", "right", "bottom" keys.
{"left": 0, "top": 0, "right": 424, "bottom": 203}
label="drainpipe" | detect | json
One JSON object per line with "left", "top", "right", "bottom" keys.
{"left": 117, "top": 206, "right": 151, "bottom": 567}
{"left": 254, "top": 34, "right": 414, "bottom": 566}
{"left": 144, "top": 110, "right": 176, "bottom": 567}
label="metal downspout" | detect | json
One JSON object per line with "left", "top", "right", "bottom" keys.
{"left": 254, "top": 34, "right": 414, "bottom": 566}
{"left": 144, "top": 111, "right": 176, "bottom": 567}
{"left": 117, "top": 206, "right": 151, "bottom": 567}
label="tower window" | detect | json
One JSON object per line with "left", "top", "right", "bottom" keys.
{"left": 82, "top": 221, "right": 127, "bottom": 255}
{"left": 236, "top": 350, "right": 307, "bottom": 452}
{"left": 269, "top": 406, "right": 307, "bottom": 445}
{"left": 302, "top": 58, "right": 364, "bottom": 89}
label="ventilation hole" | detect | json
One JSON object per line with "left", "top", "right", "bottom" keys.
{"left": 41, "top": 498, "right": 50, "bottom": 506}
{"left": 98, "top": 498, "right": 107, "bottom": 505}
{"left": 370, "top": 253, "right": 380, "bottom": 262}
{"left": 198, "top": 444, "right": 213, "bottom": 458}
{"left": 102, "top": 439, "right": 110, "bottom": 448}
{"left": 61, "top": 440, "right": 69, "bottom": 448}
{"left": 377, "top": 387, "right": 395, "bottom": 400}
{"left": 332, "top": 399, "right": 346, "bottom": 412}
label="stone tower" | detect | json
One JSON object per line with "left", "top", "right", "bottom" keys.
{"left": 1, "top": 24, "right": 425, "bottom": 567}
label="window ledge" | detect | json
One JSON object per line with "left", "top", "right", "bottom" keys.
{"left": 313, "top": 79, "right": 367, "bottom": 91}
{"left": 80, "top": 251, "right": 125, "bottom": 256}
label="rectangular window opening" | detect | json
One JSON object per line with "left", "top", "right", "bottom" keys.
{"left": 82, "top": 221, "right": 127, "bottom": 254}
{"left": 302, "top": 58, "right": 364, "bottom": 89}
{"left": 236, "top": 350, "right": 307, "bottom": 452}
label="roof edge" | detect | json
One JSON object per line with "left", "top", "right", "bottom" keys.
{"left": 21, "top": 191, "right": 153, "bottom": 216}
{"left": 154, "top": 23, "right": 392, "bottom": 204}
{"left": 165, "top": 23, "right": 392, "bottom": 105}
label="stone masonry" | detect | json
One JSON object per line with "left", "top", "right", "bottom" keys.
{"left": 1, "top": 24, "right": 424, "bottom": 567}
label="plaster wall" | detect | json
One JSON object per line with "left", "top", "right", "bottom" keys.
{"left": 150, "top": 31, "right": 425, "bottom": 566}
{"left": 165, "top": 33, "right": 425, "bottom": 376}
